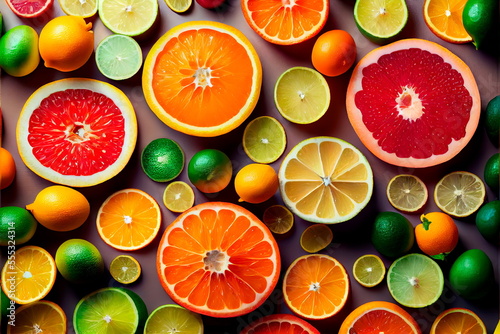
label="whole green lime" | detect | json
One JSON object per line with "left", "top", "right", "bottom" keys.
{"left": 55, "top": 239, "right": 104, "bottom": 284}
{"left": 141, "top": 138, "right": 184, "bottom": 182}
{"left": 371, "top": 211, "right": 414, "bottom": 258}
{"left": 462, "top": 0, "right": 498, "bottom": 49}
{"left": 476, "top": 200, "right": 500, "bottom": 243}
{"left": 484, "top": 153, "right": 499, "bottom": 192}
{"left": 449, "top": 249, "right": 494, "bottom": 300}
{"left": 0, "top": 25, "right": 40, "bottom": 77}
{"left": 485, "top": 95, "right": 500, "bottom": 146}
{"left": 188, "top": 149, "right": 232, "bottom": 193}
{"left": 0, "top": 206, "right": 37, "bottom": 246}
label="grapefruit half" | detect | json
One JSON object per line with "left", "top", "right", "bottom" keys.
{"left": 346, "top": 39, "right": 480, "bottom": 168}
{"left": 16, "top": 78, "right": 137, "bottom": 187}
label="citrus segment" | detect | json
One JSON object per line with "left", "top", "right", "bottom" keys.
{"left": 96, "top": 188, "right": 162, "bottom": 251}
{"left": 156, "top": 202, "right": 280, "bottom": 318}
{"left": 164, "top": 0, "right": 192, "bottom": 13}
{"left": 58, "top": 0, "right": 97, "bottom": 17}
{"left": 143, "top": 21, "right": 262, "bottom": 137}
{"left": 241, "top": 0, "right": 329, "bottom": 45}
{"left": 352, "top": 254, "right": 386, "bottom": 288}
{"left": 5, "top": 0, "right": 53, "bottom": 18}
{"left": 262, "top": 204, "right": 294, "bottom": 234}
{"left": 243, "top": 116, "right": 286, "bottom": 164}
{"left": 95, "top": 34, "right": 143, "bottom": 81}
{"left": 16, "top": 78, "right": 137, "bottom": 187}
{"left": 386, "top": 174, "right": 428, "bottom": 212}
{"left": 144, "top": 304, "right": 203, "bottom": 334}
{"left": 163, "top": 181, "right": 195, "bottom": 213}
{"left": 241, "top": 313, "right": 320, "bottom": 334}
{"left": 98, "top": 0, "right": 158, "bottom": 36}
{"left": 278, "top": 137, "right": 373, "bottom": 224}
{"left": 346, "top": 38, "right": 480, "bottom": 168}
{"left": 300, "top": 224, "right": 333, "bottom": 253}
{"left": 424, "top": 0, "right": 472, "bottom": 43}
{"left": 109, "top": 255, "right": 142, "bottom": 284}
{"left": 430, "top": 308, "right": 487, "bottom": 334}
{"left": 283, "top": 254, "right": 349, "bottom": 319}
{"left": 7, "top": 301, "right": 67, "bottom": 334}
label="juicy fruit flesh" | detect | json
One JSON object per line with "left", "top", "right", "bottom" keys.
{"left": 8, "top": 0, "right": 52, "bottom": 15}
{"left": 27, "top": 89, "right": 125, "bottom": 176}
{"left": 355, "top": 0, "right": 408, "bottom": 37}
{"left": 349, "top": 308, "right": 418, "bottom": 332}
{"left": 433, "top": 310, "right": 486, "bottom": 333}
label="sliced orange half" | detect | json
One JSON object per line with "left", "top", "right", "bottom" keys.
{"left": 143, "top": 21, "right": 262, "bottom": 137}
{"left": 156, "top": 202, "right": 281, "bottom": 318}
{"left": 423, "top": 0, "right": 472, "bottom": 43}
{"left": 7, "top": 300, "right": 67, "bottom": 334}
{"left": 96, "top": 188, "right": 162, "bottom": 251}
{"left": 430, "top": 308, "right": 487, "bottom": 334}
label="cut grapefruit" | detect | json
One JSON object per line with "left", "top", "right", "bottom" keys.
{"left": 346, "top": 38, "right": 480, "bottom": 168}
{"left": 6, "top": 0, "right": 53, "bottom": 18}
{"left": 240, "top": 313, "right": 320, "bottom": 334}
{"left": 143, "top": 21, "right": 262, "bottom": 137}
{"left": 16, "top": 78, "right": 137, "bottom": 187}
{"left": 156, "top": 202, "right": 280, "bottom": 318}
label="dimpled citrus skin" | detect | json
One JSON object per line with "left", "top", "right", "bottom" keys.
{"left": 39, "top": 16, "right": 94, "bottom": 72}
{"left": 415, "top": 212, "right": 459, "bottom": 257}
{"left": 55, "top": 239, "right": 104, "bottom": 284}
{"left": 0, "top": 147, "right": 16, "bottom": 189}
{"left": 0, "top": 25, "right": 39, "bottom": 77}
{"left": 235, "top": 163, "right": 278, "bottom": 204}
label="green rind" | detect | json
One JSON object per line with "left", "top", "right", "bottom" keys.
{"left": 485, "top": 95, "right": 500, "bottom": 147}
{"left": 475, "top": 200, "right": 500, "bottom": 244}
{"left": 141, "top": 138, "right": 185, "bottom": 182}
{"left": 462, "top": 0, "right": 498, "bottom": 49}
{"left": 0, "top": 25, "right": 39, "bottom": 77}
{"left": 187, "top": 149, "right": 232, "bottom": 193}
{"left": 484, "top": 153, "right": 499, "bottom": 192}
{"left": 449, "top": 249, "right": 494, "bottom": 300}
{"left": 55, "top": 239, "right": 104, "bottom": 284}
{"left": 95, "top": 34, "right": 143, "bottom": 81}
{"left": 0, "top": 206, "right": 37, "bottom": 246}
{"left": 371, "top": 211, "right": 414, "bottom": 258}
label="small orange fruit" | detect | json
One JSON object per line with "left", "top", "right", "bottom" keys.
{"left": 235, "top": 163, "right": 278, "bottom": 204}
{"left": 415, "top": 212, "right": 459, "bottom": 259}
{"left": 0, "top": 147, "right": 16, "bottom": 189}
{"left": 311, "top": 30, "right": 357, "bottom": 77}
{"left": 39, "top": 16, "right": 94, "bottom": 72}
{"left": 430, "top": 307, "right": 487, "bottom": 334}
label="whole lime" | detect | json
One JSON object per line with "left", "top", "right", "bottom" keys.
{"left": 188, "top": 149, "right": 232, "bottom": 193}
{"left": 462, "top": 0, "right": 498, "bottom": 49}
{"left": 0, "top": 206, "right": 37, "bottom": 246}
{"left": 484, "top": 153, "right": 499, "bottom": 192}
{"left": 476, "top": 200, "right": 500, "bottom": 243}
{"left": 141, "top": 138, "right": 184, "bottom": 182}
{"left": 55, "top": 239, "right": 104, "bottom": 284}
{"left": 371, "top": 211, "right": 414, "bottom": 258}
{"left": 485, "top": 95, "right": 500, "bottom": 146}
{"left": 449, "top": 249, "right": 494, "bottom": 300}
{"left": 0, "top": 25, "right": 39, "bottom": 77}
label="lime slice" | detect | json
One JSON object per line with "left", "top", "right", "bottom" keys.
{"left": 73, "top": 287, "right": 148, "bottom": 334}
{"left": 274, "top": 66, "right": 331, "bottom": 124}
{"left": 163, "top": 181, "right": 195, "bottom": 213}
{"left": 95, "top": 34, "right": 143, "bottom": 81}
{"left": 263, "top": 204, "right": 294, "bottom": 234}
{"left": 243, "top": 116, "right": 287, "bottom": 164}
{"left": 386, "top": 174, "right": 428, "bottom": 212}
{"left": 300, "top": 224, "right": 333, "bottom": 253}
{"left": 387, "top": 253, "right": 444, "bottom": 308}
{"left": 164, "top": 0, "right": 192, "bottom": 13}
{"left": 354, "top": 0, "right": 409, "bottom": 43}
{"left": 98, "top": 0, "right": 158, "bottom": 36}
{"left": 352, "top": 254, "right": 385, "bottom": 288}
{"left": 109, "top": 255, "right": 141, "bottom": 284}
{"left": 58, "top": 0, "right": 98, "bottom": 17}
{"left": 144, "top": 304, "right": 203, "bottom": 334}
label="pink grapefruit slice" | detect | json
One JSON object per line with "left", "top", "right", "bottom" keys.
{"left": 16, "top": 78, "right": 137, "bottom": 187}
{"left": 241, "top": 313, "right": 320, "bottom": 334}
{"left": 6, "top": 0, "right": 54, "bottom": 17}
{"left": 346, "top": 38, "right": 480, "bottom": 168}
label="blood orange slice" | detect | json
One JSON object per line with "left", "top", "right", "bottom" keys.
{"left": 6, "top": 0, "right": 54, "bottom": 18}
{"left": 240, "top": 313, "right": 320, "bottom": 334}
{"left": 156, "top": 202, "right": 280, "bottom": 318}
{"left": 16, "top": 78, "right": 137, "bottom": 187}
{"left": 346, "top": 38, "right": 480, "bottom": 168}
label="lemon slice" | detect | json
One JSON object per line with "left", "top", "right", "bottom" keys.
{"left": 58, "top": 0, "right": 98, "bottom": 17}
{"left": 96, "top": 34, "right": 143, "bottom": 81}
{"left": 163, "top": 181, "right": 195, "bottom": 213}
{"left": 99, "top": 0, "right": 158, "bottom": 36}
{"left": 263, "top": 204, "right": 294, "bottom": 234}
{"left": 109, "top": 255, "right": 142, "bottom": 284}
{"left": 164, "top": 0, "right": 192, "bottom": 13}
{"left": 352, "top": 254, "right": 385, "bottom": 288}
{"left": 434, "top": 171, "right": 485, "bottom": 217}
{"left": 243, "top": 116, "right": 287, "bottom": 164}
{"left": 300, "top": 224, "right": 333, "bottom": 253}
{"left": 144, "top": 304, "right": 203, "bottom": 333}
{"left": 386, "top": 174, "right": 428, "bottom": 212}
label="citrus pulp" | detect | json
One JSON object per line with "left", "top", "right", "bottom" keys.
{"left": 241, "top": 313, "right": 320, "bottom": 334}
{"left": 144, "top": 304, "right": 203, "bottom": 334}
{"left": 386, "top": 174, "right": 428, "bottom": 212}
{"left": 242, "top": 116, "right": 286, "bottom": 164}
{"left": 423, "top": 0, "right": 472, "bottom": 43}
{"left": 95, "top": 34, "right": 143, "bottom": 81}
{"left": 98, "top": 0, "right": 158, "bottom": 36}
{"left": 352, "top": 254, "right": 386, "bottom": 288}
{"left": 163, "top": 181, "right": 195, "bottom": 213}
{"left": 7, "top": 300, "right": 67, "bottom": 334}
{"left": 430, "top": 308, "right": 487, "bottom": 334}
{"left": 109, "top": 255, "right": 141, "bottom": 284}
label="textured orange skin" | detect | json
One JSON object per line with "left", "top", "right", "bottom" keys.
{"left": 415, "top": 212, "right": 459, "bottom": 256}
{"left": 311, "top": 30, "right": 357, "bottom": 77}
{"left": 0, "top": 147, "right": 16, "bottom": 190}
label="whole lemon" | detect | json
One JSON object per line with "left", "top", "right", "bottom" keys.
{"left": 0, "top": 25, "right": 39, "bottom": 77}
{"left": 55, "top": 239, "right": 104, "bottom": 284}
{"left": 235, "top": 163, "right": 278, "bottom": 204}
{"left": 26, "top": 185, "right": 90, "bottom": 232}
{"left": 39, "top": 16, "right": 94, "bottom": 72}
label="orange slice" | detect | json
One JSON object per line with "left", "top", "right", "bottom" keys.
{"left": 143, "top": 21, "right": 262, "bottom": 137}
{"left": 7, "top": 300, "right": 67, "bottom": 334}
{"left": 156, "top": 202, "right": 281, "bottom": 318}
{"left": 283, "top": 254, "right": 349, "bottom": 319}
{"left": 241, "top": 0, "right": 329, "bottom": 45}
{"left": 423, "top": 0, "right": 472, "bottom": 43}
{"left": 430, "top": 308, "right": 487, "bottom": 334}
{"left": 96, "top": 188, "right": 162, "bottom": 251}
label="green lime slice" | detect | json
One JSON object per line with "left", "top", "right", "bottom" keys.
{"left": 98, "top": 0, "right": 158, "bottom": 36}
{"left": 109, "top": 255, "right": 141, "bottom": 284}
{"left": 95, "top": 34, "right": 143, "bottom": 81}
{"left": 73, "top": 287, "right": 148, "bottom": 334}
{"left": 353, "top": 254, "right": 386, "bottom": 288}
{"left": 354, "top": 0, "right": 408, "bottom": 43}
{"left": 387, "top": 253, "right": 444, "bottom": 308}
{"left": 243, "top": 116, "right": 287, "bottom": 164}
{"left": 274, "top": 66, "right": 331, "bottom": 124}
{"left": 144, "top": 304, "right": 203, "bottom": 334}
{"left": 164, "top": 0, "right": 192, "bottom": 13}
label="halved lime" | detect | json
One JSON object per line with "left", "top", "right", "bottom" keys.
{"left": 144, "top": 304, "right": 203, "bottom": 334}
{"left": 243, "top": 116, "right": 287, "bottom": 164}
{"left": 386, "top": 174, "right": 428, "bottom": 212}
{"left": 109, "top": 255, "right": 141, "bottom": 284}
{"left": 73, "top": 287, "right": 148, "bottom": 334}
{"left": 300, "top": 224, "right": 333, "bottom": 253}
{"left": 58, "top": 0, "right": 98, "bottom": 17}
{"left": 387, "top": 253, "right": 444, "bottom": 308}
{"left": 98, "top": 0, "right": 158, "bottom": 36}
{"left": 96, "top": 34, "right": 143, "bottom": 81}
{"left": 263, "top": 204, "right": 294, "bottom": 234}
{"left": 274, "top": 66, "right": 331, "bottom": 124}
{"left": 354, "top": 0, "right": 408, "bottom": 43}
{"left": 163, "top": 181, "right": 195, "bottom": 213}
{"left": 164, "top": 0, "right": 192, "bottom": 13}
{"left": 353, "top": 254, "right": 386, "bottom": 288}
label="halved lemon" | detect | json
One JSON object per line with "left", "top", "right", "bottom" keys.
{"left": 387, "top": 174, "right": 428, "bottom": 212}
{"left": 109, "top": 255, "right": 142, "bottom": 284}
{"left": 352, "top": 254, "right": 386, "bottom": 288}
{"left": 163, "top": 181, "right": 195, "bottom": 213}
{"left": 243, "top": 116, "right": 287, "bottom": 164}
{"left": 58, "top": 0, "right": 98, "bottom": 17}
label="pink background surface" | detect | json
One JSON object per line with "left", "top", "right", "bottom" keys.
{"left": 1, "top": 0, "right": 498, "bottom": 333}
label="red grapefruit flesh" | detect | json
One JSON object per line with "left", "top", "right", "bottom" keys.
{"left": 346, "top": 38, "right": 480, "bottom": 168}
{"left": 6, "top": 0, "right": 54, "bottom": 18}
{"left": 16, "top": 78, "right": 137, "bottom": 187}
{"left": 240, "top": 313, "right": 320, "bottom": 334}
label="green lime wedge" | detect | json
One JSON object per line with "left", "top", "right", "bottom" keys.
{"left": 73, "top": 287, "right": 148, "bottom": 334}
{"left": 96, "top": 34, "right": 143, "bottom": 81}
{"left": 354, "top": 0, "right": 408, "bottom": 44}
{"left": 387, "top": 253, "right": 444, "bottom": 308}
{"left": 144, "top": 304, "right": 203, "bottom": 334}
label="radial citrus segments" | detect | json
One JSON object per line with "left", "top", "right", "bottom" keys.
{"left": 424, "top": 0, "right": 472, "bottom": 43}
{"left": 240, "top": 313, "right": 320, "bottom": 334}
{"left": 98, "top": 0, "right": 158, "bottom": 36}
{"left": 1, "top": 245, "right": 57, "bottom": 305}
{"left": 58, "top": 0, "right": 97, "bottom": 17}
{"left": 6, "top": 0, "right": 53, "bottom": 18}
{"left": 156, "top": 202, "right": 281, "bottom": 318}
{"left": 164, "top": 0, "right": 192, "bottom": 13}
{"left": 16, "top": 78, "right": 137, "bottom": 187}
{"left": 346, "top": 38, "right": 480, "bottom": 168}
{"left": 338, "top": 300, "right": 422, "bottom": 333}
{"left": 109, "top": 255, "right": 142, "bottom": 284}
{"left": 352, "top": 254, "right": 386, "bottom": 288}
{"left": 96, "top": 188, "right": 162, "bottom": 251}
{"left": 243, "top": 116, "right": 287, "bottom": 164}
{"left": 283, "top": 254, "right": 349, "bottom": 319}
{"left": 430, "top": 308, "right": 487, "bottom": 334}
{"left": 278, "top": 136, "right": 373, "bottom": 224}
{"left": 7, "top": 300, "right": 67, "bottom": 334}
{"left": 144, "top": 304, "right": 203, "bottom": 334}
{"left": 241, "top": 0, "right": 329, "bottom": 45}
{"left": 262, "top": 204, "right": 294, "bottom": 234}
{"left": 143, "top": 21, "right": 262, "bottom": 137}
{"left": 163, "top": 181, "right": 195, "bottom": 213}
{"left": 386, "top": 174, "right": 428, "bottom": 212}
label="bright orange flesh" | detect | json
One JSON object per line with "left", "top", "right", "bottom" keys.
{"left": 424, "top": 0, "right": 472, "bottom": 43}
{"left": 156, "top": 202, "right": 280, "bottom": 318}
{"left": 8, "top": 301, "right": 67, "bottom": 334}
{"left": 430, "top": 308, "right": 487, "bottom": 334}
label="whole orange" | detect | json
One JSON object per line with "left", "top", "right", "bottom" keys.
{"left": 415, "top": 212, "right": 459, "bottom": 259}
{"left": 235, "top": 163, "right": 278, "bottom": 204}
{"left": 311, "top": 30, "right": 357, "bottom": 77}
{"left": 39, "top": 16, "right": 94, "bottom": 72}
{"left": 0, "top": 147, "right": 16, "bottom": 189}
